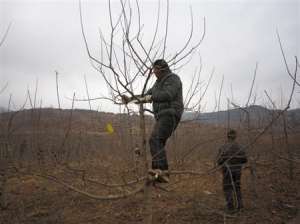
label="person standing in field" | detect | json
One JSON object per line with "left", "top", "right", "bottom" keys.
{"left": 122, "top": 59, "right": 184, "bottom": 183}
{"left": 216, "top": 129, "right": 248, "bottom": 213}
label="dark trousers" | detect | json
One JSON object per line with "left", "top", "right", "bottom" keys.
{"left": 222, "top": 166, "right": 243, "bottom": 210}
{"left": 149, "top": 115, "right": 179, "bottom": 170}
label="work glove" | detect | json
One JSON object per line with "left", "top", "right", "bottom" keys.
{"left": 135, "top": 95, "right": 152, "bottom": 104}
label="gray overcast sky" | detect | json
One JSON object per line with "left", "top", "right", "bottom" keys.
{"left": 0, "top": 0, "right": 299, "bottom": 113}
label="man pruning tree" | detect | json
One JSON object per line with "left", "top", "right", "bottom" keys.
{"left": 122, "top": 59, "right": 184, "bottom": 183}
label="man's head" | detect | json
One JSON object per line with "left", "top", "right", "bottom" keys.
{"left": 227, "top": 129, "right": 237, "bottom": 141}
{"left": 152, "top": 59, "right": 170, "bottom": 78}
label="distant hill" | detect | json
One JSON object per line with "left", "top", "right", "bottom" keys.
{"left": 182, "top": 105, "right": 300, "bottom": 128}
{"left": 1, "top": 106, "right": 300, "bottom": 129}
{"left": 287, "top": 108, "right": 300, "bottom": 127}
{"left": 0, "top": 107, "right": 7, "bottom": 113}
{"left": 0, "top": 107, "right": 154, "bottom": 134}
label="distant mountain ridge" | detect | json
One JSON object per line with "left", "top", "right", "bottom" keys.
{"left": 1, "top": 105, "right": 300, "bottom": 128}
{"left": 0, "top": 107, "right": 7, "bottom": 113}
{"left": 182, "top": 105, "right": 300, "bottom": 127}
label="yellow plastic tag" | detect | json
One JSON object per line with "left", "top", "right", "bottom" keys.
{"left": 106, "top": 123, "right": 114, "bottom": 134}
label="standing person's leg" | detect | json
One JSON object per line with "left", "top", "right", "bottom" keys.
{"left": 149, "top": 115, "right": 178, "bottom": 171}
{"left": 233, "top": 168, "right": 243, "bottom": 210}
{"left": 223, "top": 167, "right": 234, "bottom": 211}
{"left": 149, "top": 121, "right": 160, "bottom": 170}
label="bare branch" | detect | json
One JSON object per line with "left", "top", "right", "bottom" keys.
{"left": 168, "top": 17, "right": 206, "bottom": 67}
{"left": 55, "top": 71, "right": 61, "bottom": 109}
{"left": 276, "top": 29, "right": 300, "bottom": 86}
{"left": 264, "top": 90, "right": 277, "bottom": 109}
{"left": 0, "top": 82, "right": 8, "bottom": 95}
{"left": 246, "top": 62, "right": 258, "bottom": 106}
{"left": 217, "top": 75, "right": 224, "bottom": 112}
{"left": 79, "top": 0, "right": 110, "bottom": 69}
{"left": 84, "top": 75, "right": 92, "bottom": 110}
{"left": 162, "top": 0, "right": 169, "bottom": 58}
{"left": 33, "top": 78, "right": 39, "bottom": 109}
{"left": 0, "top": 22, "right": 12, "bottom": 47}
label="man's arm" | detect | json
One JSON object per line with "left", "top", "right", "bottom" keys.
{"left": 121, "top": 94, "right": 152, "bottom": 104}
{"left": 236, "top": 145, "right": 248, "bottom": 164}
{"left": 216, "top": 146, "right": 225, "bottom": 166}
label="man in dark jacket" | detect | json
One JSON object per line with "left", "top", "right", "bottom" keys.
{"left": 216, "top": 129, "right": 248, "bottom": 213}
{"left": 122, "top": 59, "right": 183, "bottom": 183}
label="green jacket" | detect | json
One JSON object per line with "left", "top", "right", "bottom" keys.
{"left": 147, "top": 70, "right": 184, "bottom": 120}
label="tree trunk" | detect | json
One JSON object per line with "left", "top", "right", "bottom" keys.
{"left": 246, "top": 112, "right": 258, "bottom": 207}
{"left": 139, "top": 104, "right": 153, "bottom": 224}
{"left": 0, "top": 168, "right": 8, "bottom": 209}
{"left": 282, "top": 112, "right": 294, "bottom": 180}
{"left": 0, "top": 144, "right": 9, "bottom": 209}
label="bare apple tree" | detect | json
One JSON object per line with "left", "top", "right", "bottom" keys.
{"left": 78, "top": 0, "right": 205, "bottom": 222}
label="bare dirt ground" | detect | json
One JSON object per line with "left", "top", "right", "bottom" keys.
{"left": 1, "top": 155, "right": 299, "bottom": 224}
{"left": 0, "top": 109, "right": 299, "bottom": 224}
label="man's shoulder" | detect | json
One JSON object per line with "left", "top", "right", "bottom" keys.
{"left": 219, "top": 142, "right": 241, "bottom": 151}
{"left": 166, "top": 72, "right": 181, "bottom": 83}
{"left": 170, "top": 72, "right": 180, "bottom": 78}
